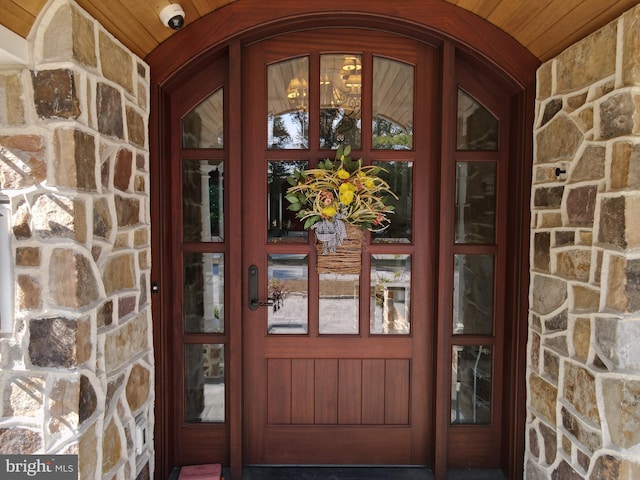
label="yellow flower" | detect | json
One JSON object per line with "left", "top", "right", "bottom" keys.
{"left": 337, "top": 169, "right": 350, "bottom": 180}
{"left": 321, "top": 206, "right": 337, "bottom": 218}
{"left": 339, "top": 182, "right": 356, "bottom": 192}
{"left": 340, "top": 190, "right": 355, "bottom": 205}
{"left": 364, "top": 179, "right": 375, "bottom": 189}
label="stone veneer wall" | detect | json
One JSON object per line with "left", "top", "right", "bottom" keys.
{"left": 0, "top": 0, "right": 153, "bottom": 479}
{"left": 527, "top": 5, "right": 640, "bottom": 480}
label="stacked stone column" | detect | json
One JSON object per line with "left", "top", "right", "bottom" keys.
{"left": 0, "top": 1, "right": 152, "bottom": 479}
{"left": 527, "top": 5, "right": 640, "bottom": 479}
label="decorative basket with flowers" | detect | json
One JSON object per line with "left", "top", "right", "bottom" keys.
{"left": 285, "top": 145, "right": 397, "bottom": 256}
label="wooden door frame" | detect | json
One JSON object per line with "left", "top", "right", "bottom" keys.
{"left": 148, "top": 3, "right": 538, "bottom": 479}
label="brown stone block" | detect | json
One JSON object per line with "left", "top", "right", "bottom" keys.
{"left": 534, "top": 186, "right": 564, "bottom": 209}
{"left": 0, "top": 74, "right": 25, "bottom": 125}
{"left": 16, "top": 275, "right": 41, "bottom": 311}
{"left": 16, "top": 247, "right": 41, "bottom": 267}
{"left": 126, "top": 105, "right": 146, "bottom": 148}
{"left": 0, "top": 428, "right": 42, "bottom": 454}
{"left": 543, "top": 350, "right": 559, "bottom": 383}
{"left": 572, "top": 106, "right": 594, "bottom": 133}
{"left": 538, "top": 422, "right": 557, "bottom": 465}
{"left": 99, "top": 31, "right": 134, "bottom": 94}
{"left": 556, "top": 21, "right": 617, "bottom": 93}
{"left": 104, "top": 312, "right": 149, "bottom": 373}
{"left": 115, "top": 195, "right": 140, "bottom": 227}
{"left": 611, "top": 142, "right": 640, "bottom": 190}
{"left": 42, "top": 3, "right": 97, "bottom": 68}
{"left": 114, "top": 148, "right": 133, "bottom": 191}
{"left": 97, "top": 82, "right": 124, "bottom": 139}
{"left": 29, "top": 317, "right": 77, "bottom": 368}
{"left": 537, "top": 212, "right": 563, "bottom": 228}
{"left": 529, "top": 373, "right": 558, "bottom": 425}
{"left": 77, "top": 316, "right": 92, "bottom": 365}
{"left": 544, "top": 309, "right": 567, "bottom": 333}
{"left": 533, "top": 231, "right": 550, "bottom": 272}
{"left": 591, "top": 454, "right": 640, "bottom": 480}
{"left": 599, "top": 92, "right": 635, "bottom": 140}
{"left": 98, "top": 299, "right": 114, "bottom": 328}
{"left": 535, "top": 115, "right": 583, "bottom": 164}
{"left": 560, "top": 406, "right": 601, "bottom": 453}
{"left": 54, "top": 129, "right": 97, "bottom": 191}
{"left": 598, "top": 196, "right": 626, "bottom": 248}
{"left": 119, "top": 295, "right": 137, "bottom": 319}
{"left": 571, "top": 146, "right": 605, "bottom": 183}
{"left": 571, "top": 284, "right": 600, "bottom": 313}
{"left": 49, "top": 249, "right": 100, "bottom": 308}
{"left": 566, "top": 185, "right": 597, "bottom": 227}
{"left": 79, "top": 423, "right": 97, "bottom": 479}
{"left": 31, "top": 69, "right": 80, "bottom": 119}
{"left": 530, "top": 331, "right": 540, "bottom": 370}
{"left": 0, "top": 134, "right": 46, "bottom": 188}
{"left": 541, "top": 99, "right": 563, "bottom": 127}
{"left": 93, "top": 196, "right": 113, "bottom": 240}
{"left": 102, "top": 418, "right": 123, "bottom": 471}
{"left": 537, "top": 61, "right": 553, "bottom": 100}
{"left": 12, "top": 202, "right": 31, "bottom": 239}
{"left": 126, "top": 364, "right": 150, "bottom": 412}
{"left": 79, "top": 375, "right": 97, "bottom": 424}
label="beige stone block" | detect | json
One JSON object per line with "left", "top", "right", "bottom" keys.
{"left": 602, "top": 378, "right": 640, "bottom": 449}
{"left": 573, "top": 317, "right": 591, "bottom": 362}
{"left": 49, "top": 249, "right": 100, "bottom": 309}
{"left": 611, "top": 142, "right": 640, "bottom": 190}
{"left": 529, "top": 373, "right": 557, "bottom": 425}
{"left": 126, "top": 105, "right": 146, "bottom": 148}
{"left": 79, "top": 423, "right": 97, "bottom": 479}
{"left": 535, "top": 115, "right": 583, "bottom": 164}
{"left": 126, "top": 364, "right": 150, "bottom": 412}
{"left": 102, "top": 419, "right": 123, "bottom": 472}
{"left": 537, "top": 61, "right": 553, "bottom": 100}
{"left": 0, "top": 135, "right": 46, "bottom": 189}
{"left": 555, "top": 249, "right": 591, "bottom": 282}
{"left": 571, "top": 284, "right": 600, "bottom": 313}
{"left": 608, "top": 254, "right": 630, "bottom": 312}
{"left": 77, "top": 316, "right": 92, "bottom": 365}
{"left": 556, "top": 21, "right": 617, "bottom": 93}
{"left": 16, "top": 247, "right": 41, "bottom": 267}
{"left": 0, "top": 74, "right": 25, "bottom": 125}
{"left": 3, "top": 376, "right": 44, "bottom": 417}
{"left": 99, "top": 31, "right": 133, "bottom": 94}
{"left": 532, "top": 274, "right": 567, "bottom": 315}
{"left": 32, "top": 194, "right": 88, "bottom": 243}
{"left": 537, "top": 212, "right": 562, "bottom": 228}
{"left": 625, "top": 196, "right": 640, "bottom": 249}
{"left": 622, "top": 5, "right": 640, "bottom": 86}
{"left": 53, "top": 128, "right": 97, "bottom": 191}
{"left": 104, "top": 312, "right": 149, "bottom": 372}
{"left": 563, "top": 362, "right": 600, "bottom": 426}
{"left": 102, "top": 253, "right": 135, "bottom": 294}
{"left": 48, "top": 377, "right": 79, "bottom": 434}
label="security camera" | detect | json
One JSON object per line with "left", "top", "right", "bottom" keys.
{"left": 160, "top": 4, "right": 185, "bottom": 30}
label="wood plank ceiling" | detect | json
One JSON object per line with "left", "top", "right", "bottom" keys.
{"left": 1, "top": 0, "right": 638, "bottom": 62}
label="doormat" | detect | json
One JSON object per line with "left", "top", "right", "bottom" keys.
{"left": 241, "top": 466, "right": 433, "bottom": 480}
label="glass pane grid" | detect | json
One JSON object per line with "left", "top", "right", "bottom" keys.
{"left": 184, "top": 344, "right": 225, "bottom": 423}
{"left": 451, "top": 345, "right": 492, "bottom": 425}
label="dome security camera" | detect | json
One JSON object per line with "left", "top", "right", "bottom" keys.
{"left": 160, "top": 4, "right": 185, "bottom": 30}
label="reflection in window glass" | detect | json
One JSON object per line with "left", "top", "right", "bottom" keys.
{"left": 268, "top": 254, "right": 308, "bottom": 334}
{"left": 372, "top": 161, "right": 412, "bottom": 243}
{"left": 184, "top": 253, "right": 224, "bottom": 333}
{"left": 268, "top": 161, "right": 308, "bottom": 242}
{"left": 451, "top": 345, "right": 492, "bottom": 425}
{"left": 185, "top": 344, "right": 225, "bottom": 423}
{"left": 373, "top": 57, "right": 414, "bottom": 150}
{"left": 182, "top": 89, "right": 224, "bottom": 149}
{"left": 319, "top": 272, "right": 359, "bottom": 334}
{"left": 453, "top": 255, "right": 494, "bottom": 335}
{"left": 183, "top": 160, "right": 224, "bottom": 242}
{"left": 268, "top": 57, "right": 309, "bottom": 149}
{"left": 455, "top": 162, "right": 496, "bottom": 244}
{"left": 320, "top": 54, "right": 362, "bottom": 149}
{"left": 370, "top": 255, "right": 411, "bottom": 334}
{"left": 457, "top": 89, "right": 498, "bottom": 151}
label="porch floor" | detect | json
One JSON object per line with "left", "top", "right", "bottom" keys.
{"left": 210, "top": 466, "right": 507, "bottom": 480}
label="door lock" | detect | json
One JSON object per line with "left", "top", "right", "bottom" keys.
{"left": 248, "top": 264, "right": 274, "bottom": 310}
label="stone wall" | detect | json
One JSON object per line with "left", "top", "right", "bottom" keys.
{"left": 0, "top": 1, "right": 153, "bottom": 479}
{"left": 527, "top": 5, "right": 640, "bottom": 479}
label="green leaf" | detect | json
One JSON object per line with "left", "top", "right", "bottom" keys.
{"left": 286, "top": 175, "right": 298, "bottom": 186}
{"left": 285, "top": 193, "right": 300, "bottom": 204}
{"left": 297, "top": 192, "right": 307, "bottom": 203}
{"left": 343, "top": 144, "right": 351, "bottom": 157}
{"left": 288, "top": 203, "right": 302, "bottom": 212}
{"left": 304, "top": 216, "right": 320, "bottom": 229}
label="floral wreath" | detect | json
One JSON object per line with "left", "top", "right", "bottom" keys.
{"left": 285, "top": 145, "right": 397, "bottom": 252}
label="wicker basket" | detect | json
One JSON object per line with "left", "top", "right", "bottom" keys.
{"left": 316, "top": 223, "right": 363, "bottom": 275}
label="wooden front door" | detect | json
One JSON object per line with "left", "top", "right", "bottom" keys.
{"left": 242, "top": 30, "right": 438, "bottom": 465}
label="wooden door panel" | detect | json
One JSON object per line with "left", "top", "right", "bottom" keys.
{"left": 338, "top": 359, "right": 362, "bottom": 424}
{"left": 292, "top": 359, "right": 315, "bottom": 423}
{"left": 362, "top": 359, "right": 386, "bottom": 424}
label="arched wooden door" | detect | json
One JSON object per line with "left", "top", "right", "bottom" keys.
{"left": 156, "top": 20, "right": 529, "bottom": 478}
{"left": 241, "top": 29, "right": 437, "bottom": 465}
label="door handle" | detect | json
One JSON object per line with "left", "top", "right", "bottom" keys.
{"left": 248, "top": 264, "right": 274, "bottom": 310}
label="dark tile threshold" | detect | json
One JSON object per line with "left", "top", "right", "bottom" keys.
{"left": 171, "top": 466, "right": 506, "bottom": 480}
